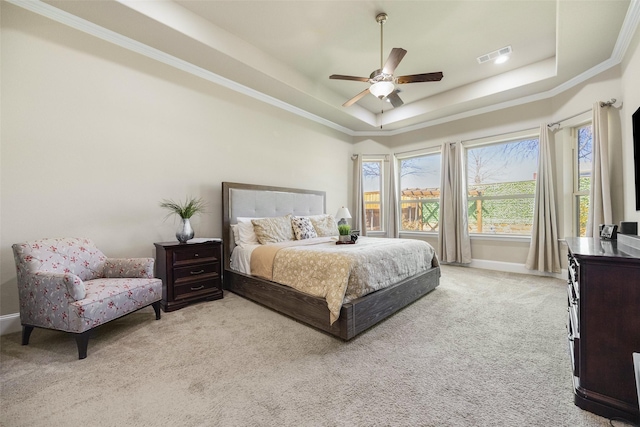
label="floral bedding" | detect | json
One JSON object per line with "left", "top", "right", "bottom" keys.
{"left": 250, "top": 236, "right": 438, "bottom": 324}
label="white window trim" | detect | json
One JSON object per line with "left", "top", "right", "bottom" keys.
{"left": 362, "top": 155, "right": 386, "bottom": 234}
{"left": 396, "top": 148, "right": 442, "bottom": 234}
{"left": 464, "top": 129, "right": 540, "bottom": 237}
{"left": 572, "top": 121, "right": 593, "bottom": 237}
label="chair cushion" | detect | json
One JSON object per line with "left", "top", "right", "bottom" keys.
{"left": 68, "top": 278, "right": 161, "bottom": 333}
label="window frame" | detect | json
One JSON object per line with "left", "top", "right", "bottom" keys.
{"left": 572, "top": 122, "right": 593, "bottom": 237}
{"left": 361, "top": 156, "right": 386, "bottom": 234}
{"left": 463, "top": 130, "right": 540, "bottom": 237}
{"left": 396, "top": 147, "right": 442, "bottom": 235}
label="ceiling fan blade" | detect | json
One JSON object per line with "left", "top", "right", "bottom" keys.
{"left": 386, "top": 91, "right": 404, "bottom": 108}
{"left": 382, "top": 48, "right": 407, "bottom": 75}
{"left": 343, "top": 88, "right": 371, "bottom": 107}
{"left": 396, "top": 72, "right": 444, "bottom": 84}
{"left": 330, "top": 74, "right": 370, "bottom": 82}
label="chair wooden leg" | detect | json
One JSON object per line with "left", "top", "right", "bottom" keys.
{"left": 22, "top": 325, "right": 34, "bottom": 345}
{"left": 152, "top": 301, "right": 161, "bottom": 320}
{"left": 75, "top": 330, "right": 91, "bottom": 360}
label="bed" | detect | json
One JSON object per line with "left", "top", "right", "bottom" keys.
{"left": 222, "top": 182, "right": 441, "bottom": 340}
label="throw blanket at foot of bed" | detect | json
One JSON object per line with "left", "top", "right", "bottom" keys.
{"left": 250, "top": 237, "right": 438, "bottom": 324}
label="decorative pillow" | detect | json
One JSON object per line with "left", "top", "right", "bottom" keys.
{"left": 310, "top": 214, "right": 339, "bottom": 237}
{"left": 251, "top": 215, "right": 294, "bottom": 244}
{"left": 231, "top": 224, "right": 240, "bottom": 246}
{"left": 236, "top": 217, "right": 261, "bottom": 246}
{"left": 291, "top": 216, "right": 318, "bottom": 240}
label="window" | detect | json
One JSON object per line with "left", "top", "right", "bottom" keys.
{"left": 466, "top": 137, "right": 539, "bottom": 235}
{"left": 398, "top": 153, "right": 442, "bottom": 232}
{"left": 574, "top": 124, "right": 592, "bottom": 236}
{"left": 363, "top": 160, "right": 384, "bottom": 232}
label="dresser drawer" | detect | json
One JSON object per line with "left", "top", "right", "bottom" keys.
{"left": 174, "top": 277, "right": 220, "bottom": 300}
{"left": 174, "top": 262, "right": 220, "bottom": 284}
{"left": 172, "top": 245, "right": 218, "bottom": 265}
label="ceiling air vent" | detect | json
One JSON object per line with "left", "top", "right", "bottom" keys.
{"left": 477, "top": 45, "right": 512, "bottom": 64}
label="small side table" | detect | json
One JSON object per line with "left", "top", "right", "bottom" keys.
{"left": 154, "top": 240, "right": 223, "bottom": 312}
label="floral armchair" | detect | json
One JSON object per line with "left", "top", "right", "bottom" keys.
{"left": 12, "top": 237, "right": 162, "bottom": 359}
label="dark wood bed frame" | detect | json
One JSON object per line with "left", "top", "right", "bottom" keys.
{"left": 222, "top": 182, "right": 441, "bottom": 340}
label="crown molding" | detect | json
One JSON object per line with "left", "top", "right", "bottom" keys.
{"left": 8, "top": 0, "right": 640, "bottom": 138}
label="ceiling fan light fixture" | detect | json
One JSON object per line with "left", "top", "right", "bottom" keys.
{"left": 370, "top": 81, "right": 395, "bottom": 99}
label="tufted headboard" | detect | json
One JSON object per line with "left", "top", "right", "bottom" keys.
{"left": 221, "top": 182, "right": 326, "bottom": 270}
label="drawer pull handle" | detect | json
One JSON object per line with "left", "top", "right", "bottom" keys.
{"left": 190, "top": 285, "right": 205, "bottom": 291}
{"left": 190, "top": 269, "right": 205, "bottom": 275}
{"left": 194, "top": 253, "right": 199, "bottom": 257}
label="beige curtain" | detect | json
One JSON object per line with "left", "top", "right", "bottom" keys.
{"left": 387, "top": 155, "right": 400, "bottom": 238}
{"left": 586, "top": 102, "right": 612, "bottom": 237}
{"left": 352, "top": 155, "right": 367, "bottom": 236}
{"left": 438, "top": 142, "right": 471, "bottom": 263}
{"left": 525, "top": 125, "right": 561, "bottom": 273}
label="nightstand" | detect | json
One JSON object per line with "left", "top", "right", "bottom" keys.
{"left": 154, "top": 240, "right": 223, "bottom": 312}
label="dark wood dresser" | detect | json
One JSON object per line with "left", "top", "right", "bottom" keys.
{"left": 565, "top": 236, "right": 640, "bottom": 422}
{"left": 154, "top": 240, "right": 223, "bottom": 312}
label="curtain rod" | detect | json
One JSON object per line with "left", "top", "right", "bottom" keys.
{"left": 351, "top": 154, "right": 390, "bottom": 161}
{"left": 547, "top": 98, "right": 617, "bottom": 129}
{"left": 393, "top": 145, "right": 442, "bottom": 157}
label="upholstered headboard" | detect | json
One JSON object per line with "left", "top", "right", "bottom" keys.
{"left": 221, "top": 182, "right": 326, "bottom": 270}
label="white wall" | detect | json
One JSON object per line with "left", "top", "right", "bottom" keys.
{"left": 621, "top": 22, "right": 640, "bottom": 224}
{"left": 0, "top": 4, "right": 353, "bottom": 316}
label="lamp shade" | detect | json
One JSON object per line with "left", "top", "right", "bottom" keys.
{"left": 335, "top": 206, "right": 352, "bottom": 219}
{"left": 369, "top": 81, "right": 394, "bottom": 99}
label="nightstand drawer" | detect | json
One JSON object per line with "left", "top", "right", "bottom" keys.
{"left": 172, "top": 245, "right": 218, "bottom": 265}
{"left": 174, "top": 277, "right": 220, "bottom": 300}
{"left": 174, "top": 262, "right": 220, "bottom": 283}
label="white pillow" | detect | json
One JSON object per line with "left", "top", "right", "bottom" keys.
{"left": 230, "top": 224, "right": 240, "bottom": 246}
{"left": 236, "top": 217, "right": 261, "bottom": 246}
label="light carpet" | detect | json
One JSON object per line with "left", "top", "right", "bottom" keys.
{"left": 0, "top": 265, "right": 614, "bottom": 426}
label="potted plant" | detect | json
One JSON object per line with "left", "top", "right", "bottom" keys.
{"left": 338, "top": 224, "right": 352, "bottom": 242}
{"left": 160, "top": 196, "right": 206, "bottom": 243}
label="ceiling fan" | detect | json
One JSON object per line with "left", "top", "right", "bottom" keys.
{"left": 330, "top": 13, "right": 443, "bottom": 108}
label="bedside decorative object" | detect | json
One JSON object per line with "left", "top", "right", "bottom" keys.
{"left": 159, "top": 196, "right": 206, "bottom": 243}
{"left": 338, "top": 223, "right": 352, "bottom": 242}
{"left": 154, "top": 239, "right": 223, "bottom": 311}
{"left": 335, "top": 206, "right": 352, "bottom": 226}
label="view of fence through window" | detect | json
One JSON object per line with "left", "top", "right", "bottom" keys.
{"left": 467, "top": 138, "right": 539, "bottom": 234}
{"left": 575, "top": 125, "right": 593, "bottom": 236}
{"left": 398, "top": 154, "right": 442, "bottom": 231}
{"left": 363, "top": 161, "right": 383, "bottom": 231}
{"left": 362, "top": 137, "right": 540, "bottom": 235}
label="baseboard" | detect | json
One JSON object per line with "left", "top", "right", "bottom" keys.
{"left": 1, "top": 313, "right": 21, "bottom": 336}
{"left": 467, "top": 259, "right": 567, "bottom": 280}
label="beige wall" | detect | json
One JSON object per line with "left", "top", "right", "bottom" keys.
{"left": 0, "top": 4, "right": 353, "bottom": 315}
{"left": 2, "top": 4, "right": 639, "bottom": 318}
{"left": 621, "top": 23, "right": 640, "bottom": 224}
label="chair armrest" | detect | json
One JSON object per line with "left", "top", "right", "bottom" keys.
{"left": 33, "top": 272, "right": 86, "bottom": 301}
{"left": 104, "top": 258, "right": 155, "bottom": 278}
